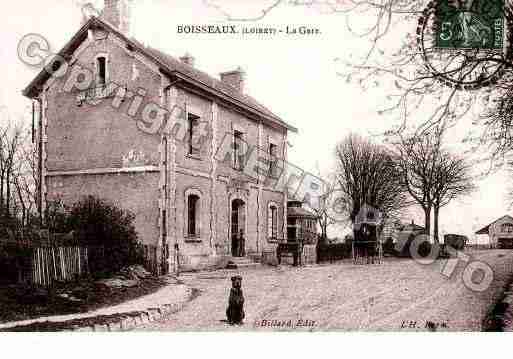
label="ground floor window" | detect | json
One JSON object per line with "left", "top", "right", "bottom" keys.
{"left": 268, "top": 203, "right": 278, "bottom": 240}
{"left": 186, "top": 193, "right": 200, "bottom": 237}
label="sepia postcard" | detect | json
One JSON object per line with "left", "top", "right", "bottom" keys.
{"left": 1, "top": 1, "right": 513, "bottom": 349}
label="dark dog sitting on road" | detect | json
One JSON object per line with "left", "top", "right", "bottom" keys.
{"left": 226, "top": 275, "right": 245, "bottom": 325}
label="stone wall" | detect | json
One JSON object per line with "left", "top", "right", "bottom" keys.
{"left": 46, "top": 172, "right": 160, "bottom": 246}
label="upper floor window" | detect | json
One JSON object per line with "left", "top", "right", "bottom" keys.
{"left": 233, "top": 130, "right": 245, "bottom": 170}
{"left": 97, "top": 56, "right": 107, "bottom": 85}
{"left": 187, "top": 113, "right": 201, "bottom": 157}
{"left": 501, "top": 223, "right": 513, "bottom": 233}
{"left": 269, "top": 143, "right": 278, "bottom": 177}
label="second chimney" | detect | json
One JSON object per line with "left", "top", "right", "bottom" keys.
{"left": 102, "top": 0, "right": 132, "bottom": 35}
{"left": 179, "top": 53, "right": 195, "bottom": 67}
{"left": 220, "top": 67, "right": 246, "bottom": 93}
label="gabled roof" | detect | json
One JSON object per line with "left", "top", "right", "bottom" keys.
{"left": 23, "top": 16, "right": 297, "bottom": 133}
{"left": 475, "top": 215, "right": 513, "bottom": 235}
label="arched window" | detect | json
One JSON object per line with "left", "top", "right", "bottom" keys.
{"left": 186, "top": 192, "right": 201, "bottom": 238}
{"left": 268, "top": 202, "right": 278, "bottom": 239}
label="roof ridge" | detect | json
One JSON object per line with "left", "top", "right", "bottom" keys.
{"left": 475, "top": 214, "right": 513, "bottom": 234}
{"left": 23, "top": 16, "right": 297, "bottom": 133}
{"left": 146, "top": 46, "right": 294, "bottom": 129}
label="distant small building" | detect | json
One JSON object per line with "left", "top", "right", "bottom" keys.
{"left": 475, "top": 215, "right": 513, "bottom": 249}
{"left": 286, "top": 200, "right": 318, "bottom": 245}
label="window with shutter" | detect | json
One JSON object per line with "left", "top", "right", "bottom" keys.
{"left": 187, "top": 113, "right": 201, "bottom": 156}
{"left": 269, "top": 143, "right": 278, "bottom": 178}
{"left": 233, "top": 130, "right": 244, "bottom": 170}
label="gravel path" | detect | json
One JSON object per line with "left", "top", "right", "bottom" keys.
{"left": 139, "top": 250, "right": 513, "bottom": 332}
{"left": 0, "top": 277, "right": 190, "bottom": 330}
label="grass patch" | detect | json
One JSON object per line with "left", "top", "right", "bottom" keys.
{"left": 0, "top": 276, "right": 166, "bottom": 325}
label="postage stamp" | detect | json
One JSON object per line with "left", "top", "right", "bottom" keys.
{"left": 435, "top": 0, "right": 505, "bottom": 50}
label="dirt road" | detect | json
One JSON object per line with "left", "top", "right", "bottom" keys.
{"left": 140, "top": 250, "right": 513, "bottom": 331}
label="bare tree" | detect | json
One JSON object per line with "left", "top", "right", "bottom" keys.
{"left": 395, "top": 126, "right": 476, "bottom": 241}
{"left": 432, "top": 152, "right": 476, "bottom": 241}
{"left": 0, "top": 109, "right": 37, "bottom": 226}
{"left": 335, "top": 134, "right": 408, "bottom": 229}
{"left": 0, "top": 122, "right": 23, "bottom": 218}
{"left": 394, "top": 129, "right": 443, "bottom": 238}
{"left": 307, "top": 173, "right": 346, "bottom": 243}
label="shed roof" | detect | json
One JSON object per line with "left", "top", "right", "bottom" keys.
{"left": 287, "top": 206, "right": 318, "bottom": 219}
{"left": 475, "top": 215, "right": 513, "bottom": 235}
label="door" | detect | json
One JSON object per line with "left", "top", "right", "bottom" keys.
{"left": 231, "top": 199, "right": 246, "bottom": 257}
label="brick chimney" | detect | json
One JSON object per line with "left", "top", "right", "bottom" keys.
{"left": 101, "top": 0, "right": 133, "bottom": 35}
{"left": 179, "top": 53, "right": 195, "bottom": 67}
{"left": 220, "top": 67, "right": 246, "bottom": 93}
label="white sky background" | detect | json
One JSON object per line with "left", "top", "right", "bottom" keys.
{"left": 0, "top": 0, "right": 510, "bottom": 242}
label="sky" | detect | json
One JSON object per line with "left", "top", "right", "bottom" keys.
{"left": 0, "top": 0, "right": 510, "bottom": 242}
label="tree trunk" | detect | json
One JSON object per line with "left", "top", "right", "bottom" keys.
{"left": 15, "top": 179, "right": 26, "bottom": 227}
{"left": 423, "top": 206, "right": 431, "bottom": 238}
{"left": 0, "top": 171, "right": 4, "bottom": 215}
{"left": 433, "top": 206, "right": 440, "bottom": 243}
{"left": 5, "top": 169, "right": 11, "bottom": 217}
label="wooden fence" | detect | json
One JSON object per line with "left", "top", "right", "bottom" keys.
{"left": 1, "top": 229, "right": 93, "bottom": 286}
{"left": 31, "top": 246, "right": 89, "bottom": 286}
{"left": 143, "top": 244, "right": 161, "bottom": 276}
{"left": 2, "top": 228, "right": 162, "bottom": 284}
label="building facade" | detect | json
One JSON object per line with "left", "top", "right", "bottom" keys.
{"left": 23, "top": 0, "right": 298, "bottom": 272}
{"left": 475, "top": 215, "right": 513, "bottom": 249}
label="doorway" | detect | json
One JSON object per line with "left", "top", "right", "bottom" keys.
{"left": 231, "top": 199, "right": 246, "bottom": 257}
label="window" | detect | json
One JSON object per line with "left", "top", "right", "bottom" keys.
{"left": 233, "top": 130, "right": 245, "bottom": 170}
{"left": 501, "top": 223, "right": 513, "bottom": 233}
{"left": 187, "top": 194, "right": 200, "bottom": 237}
{"left": 97, "top": 56, "right": 107, "bottom": 85}
{"left": 187, "top": 113, "right": 201, "bottom": 156}
{"left": 269, "top": 143, "right": 278, "bottom": 177}
{"left": 268, "top": 203, "right": 278, "bottom": 239}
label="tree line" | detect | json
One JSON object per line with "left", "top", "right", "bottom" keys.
{"left": 0, "top": 108, "right": 38, "bottom": 229}
{"left": 316, "top": 127, "right": 475, "bottom": 243}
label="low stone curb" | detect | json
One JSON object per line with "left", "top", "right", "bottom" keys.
{"left": 62, "top": 294, "right": 190, "bottom": 332}
{"left": 1, "top": 284, "right": 192, "bottom": 332}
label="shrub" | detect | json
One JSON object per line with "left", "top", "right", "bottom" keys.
{"left": 45, "top": 196, "right": 144, "bottom": 276}
{"left": 44, "top": 200, "right": 69, "bottom": 234}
